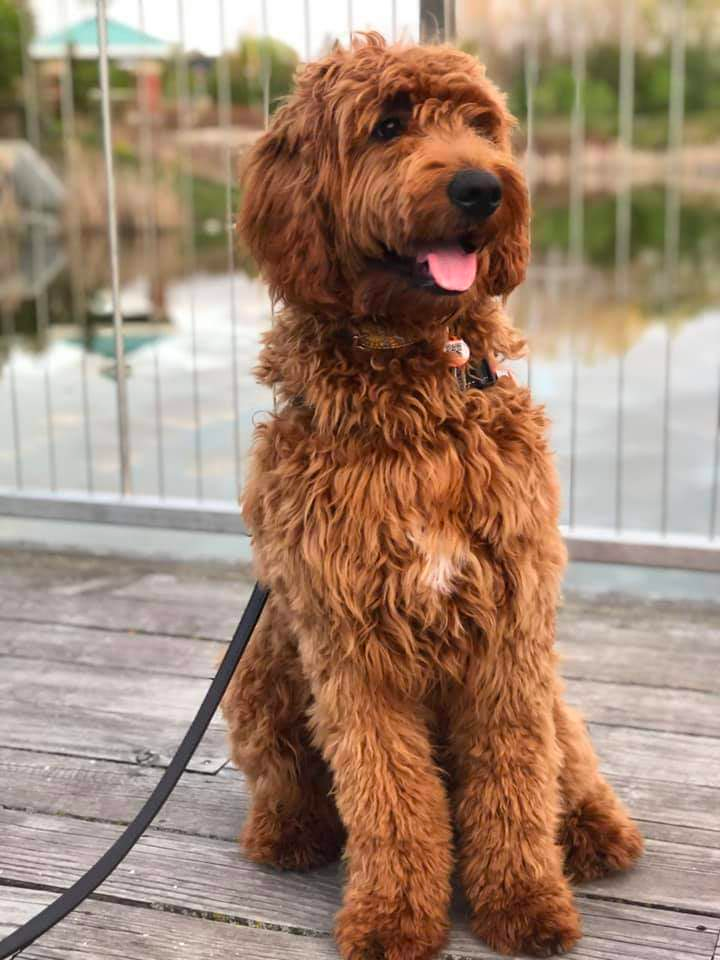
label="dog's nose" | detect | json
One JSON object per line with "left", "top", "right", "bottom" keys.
{"left": 447, "top": 169, "right": 502, "bottom": 220}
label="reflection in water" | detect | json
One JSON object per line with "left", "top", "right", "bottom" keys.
{"left": 0, "top": 186, "right": 718, "bottom": 539}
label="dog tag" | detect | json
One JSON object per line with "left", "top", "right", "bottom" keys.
{"left": 444, "top": 338, "right": 470, "bottom": 368}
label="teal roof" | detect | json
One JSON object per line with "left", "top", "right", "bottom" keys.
{"left": 30, "top": 16, "right": 171, "bottom": 60}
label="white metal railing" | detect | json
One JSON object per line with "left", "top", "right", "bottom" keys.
{"left": 1, "top": 0, "right": 718, "bottom": 572}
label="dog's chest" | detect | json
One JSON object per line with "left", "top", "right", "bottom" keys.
{"left": 399, "top": 402, "right": 552, "bottom": 595}
{"left": 407, "top": 523, "right": 469, "bottom": 595}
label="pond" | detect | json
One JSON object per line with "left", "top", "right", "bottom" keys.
{"left": 1, "top": 185, "right": 719, "bottom": 538}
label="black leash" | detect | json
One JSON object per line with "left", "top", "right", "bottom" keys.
{"left": 0, "top": 581, "right": 270, "bottom": 960}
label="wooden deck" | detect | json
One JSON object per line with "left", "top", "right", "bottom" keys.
{"left": 1, "top": 546, "right": 718, "bottom": 959}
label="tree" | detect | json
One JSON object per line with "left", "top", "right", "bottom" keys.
{"left": 0, "top": 0, "right": 33, "bottom": 101}
{"left": 208, "top": 35, "right": 299, "bottom": 112}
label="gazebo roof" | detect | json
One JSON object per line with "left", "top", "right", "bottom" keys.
{"left": 30, "top": 16, "right": 172, "bottom": 61}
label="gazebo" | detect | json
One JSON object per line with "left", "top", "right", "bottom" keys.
{"left": 30, "top": 16, "right": 172, "bottom": 114}
{"left": 30, "top": 16, "right": 171, "bottom": 61}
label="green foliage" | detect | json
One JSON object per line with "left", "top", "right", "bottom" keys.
{"left": 70, "top": 57, "right": 134, "bottom": 111}
{"left": 507, "top": 40, "right": 720, "bottom": 147}
{"left": 532, "top": 188, "right": 720, "bottom": 267}
{"left": 0, "top": 0, "right": 32, "bottom": 99}
{"left": 207, "top": 35, "right": 299, "bottom": 110}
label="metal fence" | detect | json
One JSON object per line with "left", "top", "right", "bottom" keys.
{"left": 0, "top": 0, "right": 719, "bottom": 572}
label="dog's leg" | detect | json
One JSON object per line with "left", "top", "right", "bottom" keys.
{"left": 555, "top": 697, "right": 643, "bottom": 883}
{"left": 308, "top": 669, "right": 453, "bottom": 960}
{"left": 447, "top": 624, "right": 582, "bottom": 957}
{"left": 222, "top": 600, "right": 344, "bottom": 871}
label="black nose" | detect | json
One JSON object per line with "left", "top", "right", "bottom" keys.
{"left": 447, "top": 169, "right": 502, "bottom": 220}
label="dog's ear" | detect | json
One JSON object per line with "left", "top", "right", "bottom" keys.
{"left": 484, "top": 104, "right": 531, "bottom": 299}
{"left": 485, "top": 192, "right": 530, "bottom": 299}
{"left": 239, "top": 107, "right": 343, "bottom": 309}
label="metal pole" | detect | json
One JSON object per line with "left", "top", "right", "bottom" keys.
{"left": 218, "top": 0, "right": 242, "bottom": 495}
{"left": 613, "top": 0, "right": 636, "bottom": 533}
{"left": 567, "top": 4, "right": 586, "bottom": 530}
{"left": 137, "top": 0, "right": 165, "bottom": 497}
{"left": 523, "top": 0, "right": 539, "bottom": 203}
{"left": 258, "top": 0, "right": 276, "bottom": 415}
{"left": 96, "top": 0, "right": 132, "bottom": 494}
{"left": 176, "top": 0, "right": 203, "bottom": 501}
{"left": 569, "top": 14, "right": 586, "bottom": 270}
{"left": 710, "top": 363, "right": 720, "bottom": 540}
{"left": 59, "top": 0, "right": 94, "bottom": 493}
{"left": 614, "top": 0, "right": 635, "bottom": 296}
{"left": 660, "top": 0, "right": 686, "bottom": 536}
{"left": 19, "top": 7, "right": 57, "bottom": 491}
{"left": 420, "top": 0, "right": 445, "bottom": 42}
{"left": 303, "top": 0, "right": 311, "bottom": 59}
{"left": 0, "top": 296, "right": 22, "bottom": 489}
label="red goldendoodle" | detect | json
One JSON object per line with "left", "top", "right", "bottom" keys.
{"left": 222, "top": 33, "right": 643, "bottom": 960}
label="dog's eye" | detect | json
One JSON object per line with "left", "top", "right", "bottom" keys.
{"left": 372, "top": 117, "right": 405, "bottom": 142}
{"left": 470, "top": 115, "right": 493, "bottom": 137}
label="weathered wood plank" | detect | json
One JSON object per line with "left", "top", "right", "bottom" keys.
{"left": 557, "top": 636, "right": 720, "bottom": 693}
{"left": 3, "top": 618, "right": 719, "bottom": 765}
{"left": 0, "top": 807, "right": 340, "bottom": 933}
{"left": 2, "top": 553, "right": 718, "bottom": 661}
{"left": 1, "top": 865, "right": 718, "bottom": 960}
{"left": 0, "top": 748, "right": 250, "bottom": 840}
{"left": 0, "top": 888, "right": 341, "bottom": 960}
{"left": 574, "top": 898, "right": 719, "bottom": 952}
{"left": 1, "top": 806, "right": 718, "bottom": 924}
{"left": 15, "top": 622, "right": 705, "bottom": 704}
{"left": 0, "top": 585, "right": 240, "bottom": 641}
{"left": 608, "top": 775, "right": 720, "bottom": 834}
{"left": 560, "top": 597, "right": 720, "bottom": 647}
{"left": 1, "top": 619, "right": 225, "bottom": 677}
{"left": 3, "top": 749, "right": 719, "bottom": 852}
{"left": 3, "top": 887, "right": 716, "bottom": 960}
{"left": 0, "top": 547, "right": 250, "bottom": 594}
{"left": 0, "top": 657, "right": 228, "bottom": 772}
{"left": 588, "top": 723, "right": 720, "bottom": 788}
{"left": 565, "top": 678, "right": 720, "bottom": 738}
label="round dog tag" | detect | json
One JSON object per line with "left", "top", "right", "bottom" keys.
{"left": 444, "top": 337, "right": 470, "bottom": 368}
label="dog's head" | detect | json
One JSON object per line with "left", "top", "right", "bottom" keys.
{"left": 241, "top": 34, "right": 529, "bottom": 325}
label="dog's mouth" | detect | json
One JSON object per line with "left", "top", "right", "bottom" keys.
{"left": 373, "top": 235, "right": 480, "bottom": 295}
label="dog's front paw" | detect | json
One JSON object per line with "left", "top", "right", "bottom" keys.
{"left": 336, "top": 892, "right": 448, "bottom": 960}
{"left": 561, "top": 795, "right": 644, "bottom": 883}
{"left": 241, "top": 799, "right": 345, "bottom": 871}
{"left": 470, "top": 881, "right": 581, "bottom": 957}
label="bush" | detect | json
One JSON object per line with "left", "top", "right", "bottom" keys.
{"left": 207, "top": 35, "right": 299, "bottom": 111}
{"left": 0, "top": 0, "right": 33, "bottom": 100}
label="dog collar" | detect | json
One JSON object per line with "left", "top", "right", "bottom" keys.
{"left": 351, "top": 319, "right": 432, "bottom": 351}
{"left": 288, "top": 327, "right": 500, "bottom": 409}
{"left": 349, "top": 322, "right": 501, "bottom": 393}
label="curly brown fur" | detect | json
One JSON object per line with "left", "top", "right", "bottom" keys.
{"left": 222, "top": 33, "right": 642, "bottom": 959}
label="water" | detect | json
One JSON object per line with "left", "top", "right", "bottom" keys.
{"left": 1, "top": 186, "right": 719, "bottom": 538}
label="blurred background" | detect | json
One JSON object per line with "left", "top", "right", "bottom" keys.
{"left": 0, "top": 0, "right": 718, "bottom": 559}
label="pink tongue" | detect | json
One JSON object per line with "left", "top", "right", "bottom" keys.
{"left": 417, "top": 243, "right": 477, "bottom": 292}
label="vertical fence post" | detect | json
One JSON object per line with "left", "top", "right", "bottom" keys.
{"left": 19, "top": 6, "right": 57, "bottom": 491}
{"left": 711, "top": 364, "right": 720, "bottom": 541}
{"left": 420, "top": 0, "right": 445, "bottom": 42}
{"left": 614, "top": 0, "right": 636, "bottom": 533}
{"left": 303, "top": 0, "right": 312, "bottom": 59}
{"left": 137, "top": 0, "right": 165, "bottom": 498}
{"left": 660, "top": 0, "right": 686, "bottom": 536}
{"left": 523, "top": 0, "right": 539, "bottom": 393}
{"left": 260, "top": 0, "right": 271, "bottom": 128}
{"left": 59, "top": 0, "right": 94, "bottom": 494}
{"left": 96, "top": 0, "right": 131, "bottom": 495}
{"left": 567, "top": 9, "right": 586, "bottom": 530}
{"left": 218, "top": 0, "right": 242, "bottom": 496}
